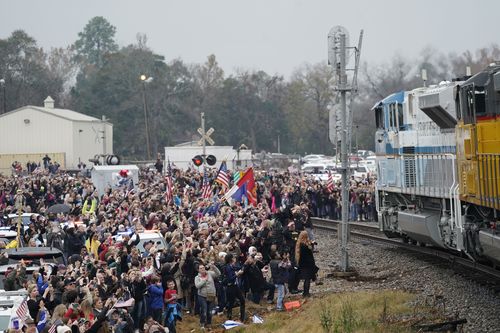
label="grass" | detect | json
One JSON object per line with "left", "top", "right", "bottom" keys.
{"left": 175, "top": 290, "right": 424, "bottom": 332}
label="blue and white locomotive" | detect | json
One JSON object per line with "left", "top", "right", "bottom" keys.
{"left": 373, "top": 64, "right": 500, "bottom": 263}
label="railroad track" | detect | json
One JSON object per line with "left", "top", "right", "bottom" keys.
{"left": 312, "top": 217, "right": 500, "bottom": 281}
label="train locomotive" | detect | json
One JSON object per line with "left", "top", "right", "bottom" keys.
{"left": 374, "top": 63, "right": 500, "bottom": 264}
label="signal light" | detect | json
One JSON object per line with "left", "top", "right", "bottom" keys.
{"left": 206, "top": 155, "right": 217, "bottom": 166}
{"left": 192, "top": 155, "right": 204, "bottom": 167}
{"left": 106, "top": 155, "right": 121, "bottom": 165}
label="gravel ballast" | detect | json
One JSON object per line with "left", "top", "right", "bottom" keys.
{"left": 312, "top": 228, "right": 500, "bottom": 333}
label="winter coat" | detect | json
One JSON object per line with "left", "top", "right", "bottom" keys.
{"left": 243, "top": 263, "right": 267, "bottom": 293}
{"left": 85, "top": 238, "right": 101, "bottom": 258}
{"left": 194, "top": 266, "right": 220, "bottom": 298}
{"left": 66, "top": 233, "right": 84, "bottom": 257}
{"left": 148, "top": 284, "right": 164, "bottom": 310}
{"left": 270, "top": 259, "right": 291, "bottom": 285}
{"left": 298, "top": 244, "right": 317, "bottom": 280}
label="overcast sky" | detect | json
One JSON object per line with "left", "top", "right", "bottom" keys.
{"left": 1, "top": 0, "right": 499, "bottom": 77}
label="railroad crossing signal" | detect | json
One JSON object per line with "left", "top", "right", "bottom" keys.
{"left": 192, "top": 155, "right": 204, "bottom": 167}
{"left": 197, "top": 127, "right": 215, "bottom": 146}
{"left": 191, "top": 154, "right": 217, "bottom": 167}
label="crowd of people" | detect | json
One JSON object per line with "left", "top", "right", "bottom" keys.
{"left": 0, "top": 159, "right": 376, "bottom": 333}
{"left": 303, "top": 176, "right": 377, "bottom": 222}
{"left": 10, "top": 155, "right": 61, "bottom": 176}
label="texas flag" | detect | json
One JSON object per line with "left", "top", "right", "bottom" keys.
{"left": 223, "top": 167, "right": 257, "bottom": 206}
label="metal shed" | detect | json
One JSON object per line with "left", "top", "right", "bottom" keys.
{"left": 0, "top": 97, "right": 113, "bottom": 174}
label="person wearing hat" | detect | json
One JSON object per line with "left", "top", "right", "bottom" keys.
{"left": 142, "top": 240, "right": 155, "bottom": 258}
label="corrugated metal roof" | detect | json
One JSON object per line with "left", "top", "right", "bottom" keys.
{"left": 0, "top": 105, "right": 110, "bottom": 123}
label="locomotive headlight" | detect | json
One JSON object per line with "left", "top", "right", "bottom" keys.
{"left": 377, "top": 133, "right": 384, "bottom": 143}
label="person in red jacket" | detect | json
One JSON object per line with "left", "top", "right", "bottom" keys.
{"left": 164, "top": 279, "right": 180, "bottom": 333}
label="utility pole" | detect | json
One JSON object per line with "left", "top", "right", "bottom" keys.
{"left": 201, "top": 112, "right": 206, "bottom": 157}
{"left": 15, "top": 190, "right": 23, "bottom": 248}
{"left": 101, "top": 116, "right": 107, "bottom": 155}
{"left": 140, "top": 75, "right": 153, "bottom": 161}
{"left": 328, "top": 26, "right": 363, "bottom": 272}
{"left": 0, "top": 79, "right": 5, "bottom": 115}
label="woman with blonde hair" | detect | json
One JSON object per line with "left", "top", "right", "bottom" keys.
{"left": 51, "top": 304, "right": 68, "bottom": 326}
{"left": 80, "top": 299, "right": 95, "bottom": 321}
{"left": 295, "top": 230, "right": 318, "bottom": 297}
{"left": 52, "top": 304, "right": 67, "bottom": 320}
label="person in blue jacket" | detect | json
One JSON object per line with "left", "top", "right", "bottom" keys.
{"left": 148, "top": 276, "right": 164, "bottom": 323}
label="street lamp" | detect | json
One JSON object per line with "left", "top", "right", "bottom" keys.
{"left": 0, "top": 79, "right": 5, "bottom": 115}
{"left": 140, "top": 74, "right": 153, "bottom": 160}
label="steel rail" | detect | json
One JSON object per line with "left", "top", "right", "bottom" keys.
{"left": 313, "top": 218, "right": 500, "bottom": 280}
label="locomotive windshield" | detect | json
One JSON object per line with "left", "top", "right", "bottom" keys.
{"left": 458, "top": 84, "right": 486, "bottom": 123}
{"left": 375, "top": 106, "right": 384, "bottom": 129}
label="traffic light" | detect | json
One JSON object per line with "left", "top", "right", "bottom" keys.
{"left": 192, "top": 155, "right": 204, "bottom": 167}
{"left": 205, "top": 155, "right": 217, "bottom": 166}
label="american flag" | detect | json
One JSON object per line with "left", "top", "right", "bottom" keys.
{"left": 201, "top": 168, "right": 212, "bottom": 199}
{"left": 215, "top": 161, "right": 229, "bottom": 189}
{"left": 16, "top": 296, "right": 28, "bottom": 320}
{"left": 48, "top": 324, "right": 57, "bottom": 333}
{"left": 327, "top": 171, "right": 335, "bottom": 193}
{"left": 48, "top": 319, "right": 62, "bottom": 333}
{"left": 165, "top": 160, "right": 173, "bottom": 203}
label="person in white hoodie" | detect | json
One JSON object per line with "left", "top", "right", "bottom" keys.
{"left": 194, "top": 262, "right": 220, "bottom": 330}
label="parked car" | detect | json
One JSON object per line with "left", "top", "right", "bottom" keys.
{"left": 352, "top": 166, "right": 369, "bottom": 181}
{"left": 0, "top": 213, "right": 42, "bottom": 241}
{"left": 0, "top": 247, "right": 64, "bottom": 331}
{"left": 0, "top": 247, "right": 65, "bottom": 290}
{"left": 301, "top": 154, "right": 326, "bottom": 164}
{"left": 359, "top": 159, "right": 377, "bottom": 174}
{"left": 5, "top": 213, "right": 40, "bottom": 227}
{"left": 301, "top": 164, "right": 327, "bottom": 173}
{"left": 113, "top": 230, "right": 167, "bottom": 254}
{"left": 0, "top": 290, "right": 28, "bottom": 330}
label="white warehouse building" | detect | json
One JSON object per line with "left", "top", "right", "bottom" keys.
{"left": 0, "top": 96, "right": 113, "bottom": 174}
